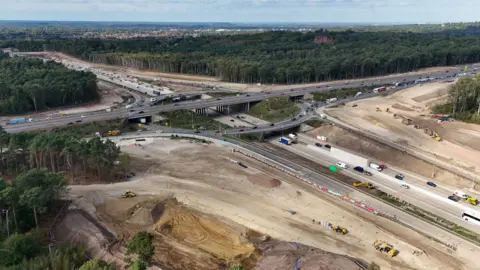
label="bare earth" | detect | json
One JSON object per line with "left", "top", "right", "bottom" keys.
{"left": 326, "top": 82, "right": 480, "bottom": 175}
{"left": 45, "top": 52, "right": 458, "bottom": 93}
{"left": 53, "top": 138, "right": 476, "bottom": 270}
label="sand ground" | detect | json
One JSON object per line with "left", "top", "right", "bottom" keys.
{"left": 54, "top": 137, "right": 476, "bottom": 270}
{"left": 46, "top": 52, "right": 459, "bottom": 93}
{"left": 326, "top": 81, "right": 480, "bottom": 175}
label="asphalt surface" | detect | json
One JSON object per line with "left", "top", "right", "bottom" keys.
{"left": 287, "top": 134, "right": 480, "bottom": 233}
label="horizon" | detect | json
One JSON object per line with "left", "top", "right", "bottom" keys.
{"left": 1, "top": 0, "right": 478, "bottom": 24}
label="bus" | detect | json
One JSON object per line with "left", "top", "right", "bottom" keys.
{"left": 462, "top": 211, "right": 480, "bottom": 226}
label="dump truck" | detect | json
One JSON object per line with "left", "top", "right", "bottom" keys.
{"left": 353, "top": 181, "right": 374, "bottom": 189}
{"left": 466, "top": 196, "right": 478, "bottom": 206}
{"left": 373, "top": 240, "right": 398, "bottom": 257}
{"left": 120, "top": 190, "right": 136, "bottom": 198}
{"left": 95, "top": 130, "right": 121, "bottom": 138}
{"left": 332, "top": 225, "right": 348, "bottom": 235}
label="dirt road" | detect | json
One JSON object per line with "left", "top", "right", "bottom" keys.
{"left": 326, "top": 82, "right": 480, "bottom": 179}
{"left": 52, "top": 137, "right": 478, "bottom": 270}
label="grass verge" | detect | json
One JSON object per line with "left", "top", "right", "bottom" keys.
{"left": 303, "top": 119, "right": 324, "bottom": 128}
{"left": 50, "top": 119, "right": 138, "bottom": 137}
{"left": 160, "top": 110, "right": 230, "bottom": 130}
{"left": 248, "top": 96, "right": 300, "bottom": 122}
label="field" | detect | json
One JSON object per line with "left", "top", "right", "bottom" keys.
{"left": 52, "top": 137, "right": 477, "bottom": 270}
{"left": 325, "top": 82, "right": 480, "bottom": 181}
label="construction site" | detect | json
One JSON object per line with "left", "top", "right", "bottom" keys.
{"left": 51, "top": 136, "right": 478, "bottom": 270}
{"left": 323, "top": 81, "right": 480, "bottom": 189}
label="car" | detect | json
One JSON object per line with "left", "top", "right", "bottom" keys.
{"left": 337, "top": 162, "right": 347, "bottom": 169}
{"left": 215, "top": 130, "right": 220, "bottom": 133}
{"left": 75, "top": 120, "right": 82, "bottom": 123}
{"left": 155, "top": 130, "right": 163, "bottom": 133}
{"left": 292, "top": 118, "right": 297, "bottom": 121}
{"left": 252, "top": 126, "right": 258, "bottom": 129}
{"left": 129, "top": 109, "right": 135, "bottom": 112}
{"left": 216, "top": 98, "right": 221, "bottom": 100}
{"left": 270, "top": 123, "right": 274, "bottom": 126}
{"left": 324, "top": 144, "right": 331, "bottom": 149}
{"left": 230, "top": 119, "right": 235, "bottom": 122}
{"left": 239, "top": 129, "right": 244, "bottom": 132}
{"left": 353, "top": 166, "right": 364, "bottom": 173}
{"left": 395, "top": 174, "right": 404, "bottom": 180}
{"left": 81, "top": 115, "right": 86, "bottom": 118}
{"left": 246, "top": 94, "right": 250, "bottom": 97}
{"left": 426, "top": 181, "right": 437, "bottom": 187}
{"left": 66, "top": 122, "right": 74, "bottom": 125}
{"left": 448, "top": 195, "right": 460, "bottom": 202}
{"left": 352, "top": 104, "right": 358, "bottom": 107}
{"left": 400, "top": 184, "right": 410, "bottom": 189}
{"left": 364, "top": 171, "right": 373, "bottom": 176}
{"left": 174, "top": 104, "right": 179, "bottom": 106}
{"left": 194, "top": 130, "right": 200, "bottom": 133}
{"left": 315, "top": 142, "right": 322, "bottom": 147}
{"left": 138, "top": 111, "right": 144, "bottom": 114}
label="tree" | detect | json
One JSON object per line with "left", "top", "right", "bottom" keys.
{"left": 0, "top": 233, "right": 38, "bottom": 266}
{"left": 79, "top": 258, "right": 116, "bottom": 270}
{"left": 367, "top": 262, "right": 381, "bottom": 270}
{"left": 131, "top": 259, "right": 147, "bottom": 270}
{"left": 117, "top": 153, "right": 131, "bottom": 179}
{"left": 126, "top": 231, "right": 155, "bottom": 263}
{"left": 230, "top": 265, "right": 245, "bottom": 270}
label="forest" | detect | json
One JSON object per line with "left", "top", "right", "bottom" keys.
{"left": 0, "top": 125, "right": 129, "bottom": 269}
{"left": 435, "top": 74, "right": 480, "bottom": 123}
{"left": 0, "top": 53, "right": 99, "bottom": 115}
{"left": 3, "top": 30, "right": 480, "bottom": 84}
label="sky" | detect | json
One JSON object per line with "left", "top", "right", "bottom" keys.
{"left": 1, "top": 0, "right": 479, "bottom": 24}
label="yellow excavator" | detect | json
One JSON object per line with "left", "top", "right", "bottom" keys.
{"left": 120, "top": 190, "right": 136, "bottom": 198}
{"left": 353, "top": 181, "right": 374, "bottom": 189}
{"left": 332, "top": 225, "right": 348, "bottom": 235}
{"left": 373, "top": 240, "right": 399, "bottom": 257}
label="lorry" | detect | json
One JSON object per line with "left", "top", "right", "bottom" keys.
{"left": 326, "top": 98, "right": 338, "bottom": 104}
{"left": 95, "top": 130, "right": 121, "bottom": 138}
{"left": 279, "top": 137, "right": 292, "bottom": 145}
{"left": 9, "top": 118, "right": 26, "bottom": 124}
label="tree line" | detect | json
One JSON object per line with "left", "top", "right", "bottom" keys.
{"left": 0, "top": 54, "right": 99, "bottom": 115}
{"left": 3, "top": 30, "right": 480, "bottom": 84}
{"left": 0, "top": 125, "right": 126, "bottom": 269}
{"left": 435, "top": 74, "right": 480, "bottom": 123}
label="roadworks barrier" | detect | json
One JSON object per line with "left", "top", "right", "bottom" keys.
{"left": 231, "top": 148, "right": 380, "bottom": 215}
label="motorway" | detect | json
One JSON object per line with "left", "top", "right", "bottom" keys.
{"left": 278, "top": 133, "right": 480, "bottom": 233}
{"left": 4, "top": 61, "right": 480, "bottom": 133}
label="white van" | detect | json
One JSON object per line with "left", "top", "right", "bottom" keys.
{"left": 369, "top": 163, "right": 382, "bottom": 171}
{"left": 454, "top": 190, "right": 469, "bottom": 199}
{"left": 337, "top": 162, "right": 348, "bottom": 169}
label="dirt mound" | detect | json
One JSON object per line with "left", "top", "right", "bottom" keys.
{"left": 154, "top": 199, "right": 257, "bottom": 261}
{"left": 248, "top": 174, "right": 282, "bottom": 188}
{"left": 254, "top": 240, "right": 364, "bottom": 270}
{"left": 126, "top": 199, "right": 165, "bottom": 226}
{"left": 391, "top": 103, "right": 414, "bottom": 111}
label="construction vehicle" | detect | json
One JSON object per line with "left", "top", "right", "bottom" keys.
{"left": 424, "top": 128, "right": 433, "bottom": 136}
{"left": 432, "top": 131, "right": 442, "bottom": 141}
{"left": 95, "top": 130, "right": 121, "bottom": 138}
{"left": 465, "top": 196, "right": 478, "bottom": 206}
{"left": 353, "top": 181, "right": 374, "bottom": 189}
{"left": 376, "top": 107, "right": 382, "bottom": 112}
{"left": 332, "top": 225, "right": 348, "bottom": 235}
{"left": 414, "top": 125, "right": 421, "bottom": 129}
{"left": 401, "top": 117, "right": 412, "bottom": 125}
{"left": 385, "top": 108, "right": 390, "bottom": 113}
{"left": 120, "top": 190, "right": 136, "bottom": 198}
{"left": 393, "top": 113, "right": 399, "bottom": 119}
{"left": 373, "top": 240, "right": 399, "bottom": 257}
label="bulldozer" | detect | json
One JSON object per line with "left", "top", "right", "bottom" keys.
{"left": 424, "top": 128, "right": 434, "bottom": 136}
{"left": 332, "top": 225, "right": 348, "bottom": 235}
{"left": 401, "top": 117, "right": 413, "bottom": 125}
{"left": 353, "top": 181, "right": 374, "bottom": 189}
{"left": 120, "top": 190, "right": 136, "bottom": 198}
{"left": 465, "top": 196, "right": 478, "bottom": 206}
{"left": 432, "top": 132, "right": 442, "bottom": 141}
{"left": 373, "top": 240, "right": 399, "bottom": 257}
